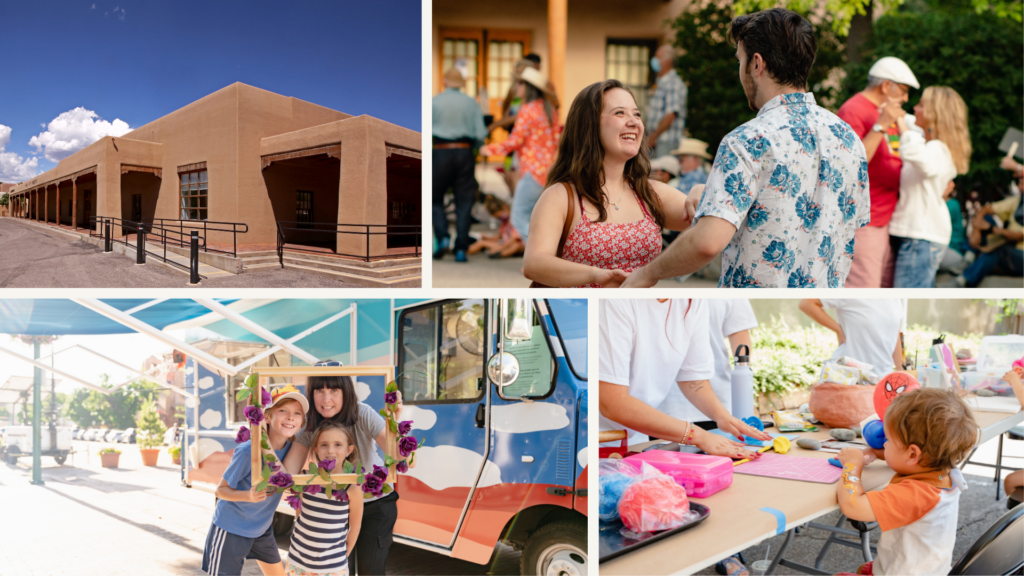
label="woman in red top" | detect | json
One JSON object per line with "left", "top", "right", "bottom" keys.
{"left": 523, "top": 79, "right": 693, "bottom": 287}
{"left": 480, "top": 67, "right": 561, "bottom": 246}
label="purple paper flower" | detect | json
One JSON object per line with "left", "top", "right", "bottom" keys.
{"left": 372, "top": 464, "right": 388, "bottom": 480}
{"left": 396, "top": 460, "right": 409, "bottom": 474}
{"left": 268, "top": 471, "right": 293, "bottom": 490}
{"left": 243, "top": 405, "right": 263, "bottom": 426}
{"left": 384, "top": 391, "right": 398, "bottom": 405}
{"left": 332, "top": 488, "right": 349, "bottom": 502}
{"left": 261, "top": 388, "right": 272, "bottom": 408}
{"left": 319, "top": 458, "right": 336, "bottom": 473}
{"left": 235, "top": 426, "right": 250, "bottom": 444}
{"left": 398, "top": 436, "right": 418, "bottom": 457}
{"left": 303, "top": 484, "right": 323, "bottom": 496}
{"left": 397, "top": 420, "right": 413, "bottom": 436}
{"left": 285, "top": 494, "right": 301, "bottom": 510}
{"left": 362, "top": 473, "right": 383, "bottom": 496}
{"left": 268, "top": 461, "right": 281, "bottom": 472}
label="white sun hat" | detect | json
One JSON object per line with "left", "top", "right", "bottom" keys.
{"left": 868, "top": 57, "right": 920, "bottom": 89}
{"left": 650, "top": 155, "right": 681, "bottom": 177}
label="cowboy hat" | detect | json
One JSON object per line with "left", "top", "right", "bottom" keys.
{"left": 670, "top": 138, "right": 712, "bottom": 160}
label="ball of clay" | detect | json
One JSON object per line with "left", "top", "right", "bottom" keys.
{"left": 796, "top": 438, "right": 821, "bottom": 450}
{"left": 831, "top": 428, "right": 856, "bottom": 442}
{"left": 809, "top": 382, "right": 877, "bottom": 430}
{"left": 599, "top": 473, "right": 637, "bottom": 522}
{"left": 976, "top": 389, "right": 996, "bottom": 397}
{"left": 618, "top": 476, "right": 690, "bottom": 534}
{"left": 852, "top": 426, "right": 862, "bottom": 438}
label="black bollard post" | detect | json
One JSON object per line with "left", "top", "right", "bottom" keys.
{"left": 189, "top": 231, "right": 200, "bottom": 285}
{"left": 136, "top": 225, "right": 146, "bottom": 265}
{"left": 103, "top": 220, "right": 112, "bottom": 253}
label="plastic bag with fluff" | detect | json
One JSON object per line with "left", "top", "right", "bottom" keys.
{"left": 599, "top": 458, "right": 641, "bottom": 522}
{"left": 617, "top": 461, "right": 700, "bottom": 537}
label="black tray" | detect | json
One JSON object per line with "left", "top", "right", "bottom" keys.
{"left": 599, "top": 502, "right": 711, "bottom": 563}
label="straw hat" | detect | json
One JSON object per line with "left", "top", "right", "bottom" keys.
{"left": 516, "top": 67, "right": 553, "bottom": 94}
{"left": 670, "top": 138, "right": 712, "bottom": 160}
{"left": 443, "top": 68, "right": 466, "bottom": 88}
{"left": 650, "top": 155, "right": 681, "bottom": 177}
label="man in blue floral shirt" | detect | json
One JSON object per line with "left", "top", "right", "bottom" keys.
{"left": 624, "top": 8, "right": 870, "bottom": 288}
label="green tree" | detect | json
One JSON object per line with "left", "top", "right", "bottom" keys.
{"left": 668, "top": 1, "right": 845, "bottom": 154}
{"left": 135, "top": 398, "right": 167, "bottom": 449}
{"left": 0, "top": 192, "right": 8, "bottom": 207}
{"left": 733, "top": 0, "right": 904, "bottom": 36}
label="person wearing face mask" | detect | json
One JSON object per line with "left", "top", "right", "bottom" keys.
{"left": 645, "top": 44, "right": 688, "bottom": 159}
{"left": 837, "top": 57, "right": 921, "bottom": 288}
{"left": 521, "top": 79, "right": 693, "bottom": 287}
{"left": 623, "top": 8, "right": 870, "bottom": 289}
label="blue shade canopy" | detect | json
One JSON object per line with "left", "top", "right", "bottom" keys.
{"left": 0, "top": 299, "right": 237, "bottom": 335}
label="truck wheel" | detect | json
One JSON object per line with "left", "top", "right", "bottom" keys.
{"left": 521, "top": 520, "right": 587, "bottom": 576}
{"left": 54, "top": 453, "right": 67, "bottom": 465}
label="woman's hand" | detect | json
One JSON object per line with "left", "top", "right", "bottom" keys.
{"left": 692, "top": 427, "right": 762, "bottom": 460}
{"left": 714, "top": 414, "right": 772, "bottom": 444}
{"left": 394, "top": 390, "right": 404, "bottom": 419}
{"left": 593, "top": 268, "right": 628, "bottom": 288}
{"left": 684, "top": 185, "right": 704, "bottom": 223}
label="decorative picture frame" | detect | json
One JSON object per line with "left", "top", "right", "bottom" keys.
{"left": 249, "top": 365, "right": 397, "bottom": 487}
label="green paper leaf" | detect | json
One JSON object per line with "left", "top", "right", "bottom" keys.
{"left": 409, "top": 451, "right": 416, "bottom": 466}
{"left": 261, "top": 436, "right": 270, "bottom": 450}
{"left": 356, "top": 473, "right": 365, "bottom": 485}
{"left": 246, "top": 373, "right": 259, "bottom": 389}
{"left": 382, "top": 484, "right": 393, "bottom": 494}
{"left": 264, "top": 453, "right": 277, "bottom": 463}
{"left": 325, "top": 484, "right": 332, "bottom": 499}
{"left": 384, "top": 455, "right": 395, "bottom": 467}
{"left": 385, "top": 380, "right": 398, "bottom": 393}
{"left": 378, "top": 408, "right": 386, "bottom": 418}
{"left": 235, "top": 388, "right": 251, "bottom": 402}
{"left": 388, "top": 419, "right": 398, "bottom": 433}
{"left": 343, "top": 460, "right": 354, "bottom": 474}
{"left": 256, "top": 479, "right": 269, "bottom": 491}
{"left": 309, "top": 462, "right": 319, "bottom": 476}
{"left": 418, "top": 436, "right": 426, "bottom": 447}
{"left": 319, "top": 468, "right": 331, "bottom": 482}
{"left": 262, "top": 464, "right": 272, "bottom": 480}
{"left": 363, "top": 491, "right": 373, "bottom": 499}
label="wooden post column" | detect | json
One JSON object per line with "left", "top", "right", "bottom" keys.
{"left": 71, "top": 178, "right": 78, "bottom": 230}
{"left": 44, "top": 186, "right": 49, "bottom": 225}
{"left": 548, "top": 0, "right": 567, "bottom": 112}
{"left": 56, "top": 183, "right": 61, "bottom": 228}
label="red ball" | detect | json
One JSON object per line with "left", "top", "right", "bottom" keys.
{"left": 873, "top": 372, "right": 921, "bottom": 419}
{"left": 618, "top": 476, "right": 691, "bottom": 534}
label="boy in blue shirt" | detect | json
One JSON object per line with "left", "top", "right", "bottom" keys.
{"left": 202, "top": 385, "right": 308, "bottom": 575}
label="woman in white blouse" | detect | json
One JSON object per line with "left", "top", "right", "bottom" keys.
{"left": 887, "top": 86, "right": 971, "bottom": 288}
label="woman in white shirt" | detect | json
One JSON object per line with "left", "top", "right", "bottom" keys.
{"left": 599, "top": 299, "right": 770, "bottom": 459}
{"left": 888, "top": 86, "right": 972, "bottom": 288}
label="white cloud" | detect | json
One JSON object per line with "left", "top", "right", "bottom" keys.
{"left": 400, "top": 405, "right": 437, "bottom": 431}
{"left": 199, "top": 409, "right": 222, "bottom": 429}
{"left": 0, "top": 125, "right": 39, "bottom": 182}
{"left": 403, "top": 445, "right": 502, "bottom": 491}
{"left": 91, "top": 4, "right": 96, "bottom": 9}
{"left": 28, "top": 107, "right": 132, "bottom": 163}
{"left": 490, "top": 403, "right": 570, "bottom": 433}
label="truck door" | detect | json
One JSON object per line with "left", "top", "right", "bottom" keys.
{"left": 393, "top": 299, "right": 492, "bottom": 548}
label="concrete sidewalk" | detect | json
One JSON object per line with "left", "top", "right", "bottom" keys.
{"left": 0, "top": 218, "right": 364, "bottom": 288}
{"left": 0, "top": 441, "right": 522, "bottom": 575}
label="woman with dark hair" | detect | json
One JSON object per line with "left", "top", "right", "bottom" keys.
{"left": 281, "top": 363, "right": 405, "bottom": 575}
{"left": 522, "top": 79, "right": 693, "bottom": 288}
{"left": 480, "top": 66, "right": 561, "bottom": 247}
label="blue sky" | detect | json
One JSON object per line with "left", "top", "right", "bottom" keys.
{"left": 0, "top": 1, "right": 421, "bottom": 182}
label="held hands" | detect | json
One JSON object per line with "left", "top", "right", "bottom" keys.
{"left": 683, "top": 185, "right": 704, "bottom": 224}
{"left": 619, "top": 266, "right": 656, "bottom": 288}
{"left": 593, "top": 268, "right": 629, "bottom": 288}
{"left": 691, "top": 427, "right": 763, "bottom": 460}
{"left": 877, "top": 99, "right": 905, "bottom": 127}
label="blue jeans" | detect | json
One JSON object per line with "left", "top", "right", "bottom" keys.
{"left": 962, "top": 244, "right": 1024, "bottom": 287}
{"left": 892, "top": 236, "right": 945, "bottom": 288}
{"left": 511, "top": 172, "right": 545, "bottom": 245}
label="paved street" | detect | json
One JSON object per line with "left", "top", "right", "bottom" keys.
{"left": 0, "top": 440, "right": 520, "bottom": 575}
{"left": 0, "top": 219, "right": 365, "bottom": 288}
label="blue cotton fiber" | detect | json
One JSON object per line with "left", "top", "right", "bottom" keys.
{"left": 600, "top": 473, "right": 638, "bottom": 522}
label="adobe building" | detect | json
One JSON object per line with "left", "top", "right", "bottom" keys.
{"left": 7, "top": 83, "right": 421, "bottom": 257}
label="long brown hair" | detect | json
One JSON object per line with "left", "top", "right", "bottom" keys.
{"left": 545, "top": 79, "right": 665, "bottom": 227}
{"left": 919, "top": 86, "right": 971, "bottom": 175}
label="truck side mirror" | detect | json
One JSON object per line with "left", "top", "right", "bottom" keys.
{"left": 503, "top": 299, "right": 533, "bottom": 342}
{"left": 487, "top": 351, "right": 520, "bottom": 387}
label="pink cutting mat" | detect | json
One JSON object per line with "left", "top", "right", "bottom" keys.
{"left": 734, "top": 452, "right": 843, "bottom": 484}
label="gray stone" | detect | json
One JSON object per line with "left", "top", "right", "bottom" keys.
{"left": 831, "top": 428, "right": 856, "bottom": 441}
{"left": 852, "top": 425, "right": 862, "bottom": 438}
{"left": 976, "top": 389, "right": 997, "bottom": 397}
{"left": 796, "top": 438, "right": 821, "bottom": 450}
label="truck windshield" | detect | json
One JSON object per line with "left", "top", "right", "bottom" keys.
{"left": 546, "top": 299, "right": 587, "bottom": 381}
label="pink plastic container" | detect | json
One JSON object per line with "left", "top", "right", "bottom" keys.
{"left": 624, "top": 451, "right": 734, "bottom": 498}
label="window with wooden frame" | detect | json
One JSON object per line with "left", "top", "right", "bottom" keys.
{"left": 179, "top": 169, "right": 209, "bottom": 221}
{"left": 439, "top": 27, "right": 531, "bottom": 118}
{"left": 249, "top": 365, "right": 398, "bottom": 486}
{"left": 606, "top": 39, "right": 658, "bottom": 118}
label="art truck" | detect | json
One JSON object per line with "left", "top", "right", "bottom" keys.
{"left": 178, "top": 298, "right": 588, "bottom": 576}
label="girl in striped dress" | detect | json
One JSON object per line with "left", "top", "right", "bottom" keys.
{"left": 284, "top": 422, "right": 364, "bottom": 576}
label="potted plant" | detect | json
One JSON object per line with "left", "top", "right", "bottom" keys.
{"left": 136, "top": 399, "right": 167, "bottom": 467}
{"left": 99, "top": 447, "right": 121, "bottom": 468}
{"left": 168, "top": 445, "right": 181, "bottom": 465}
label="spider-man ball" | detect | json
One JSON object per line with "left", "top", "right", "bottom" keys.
{"left": 873, "top": 372, "right": 921, "bottom": 419}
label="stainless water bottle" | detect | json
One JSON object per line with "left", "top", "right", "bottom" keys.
{"left": 730, "top": 344, "right": 754, "bottom": 419}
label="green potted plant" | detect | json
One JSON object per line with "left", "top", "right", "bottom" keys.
{"left": 99, "top": 447, "right": 121, "bottom": 468}
{"left": 168, "top": 445, "right": 181, "bottom": 465}
{"left": 136, "top": 399, "right": 167, "bottom": 467}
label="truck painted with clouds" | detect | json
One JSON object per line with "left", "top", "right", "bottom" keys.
{"left": 179, "top": 298, "right": 588, "bottom": 575}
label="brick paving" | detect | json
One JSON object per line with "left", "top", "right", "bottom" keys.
{"left": 0, "top": 441, "right": 521, "bottom": 575}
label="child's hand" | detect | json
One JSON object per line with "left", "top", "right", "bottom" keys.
{"left": 838, "top": 447, "right": 865, "bottom": 467}
{"left": 248, "top": 486, "right": 269, "bottom": 503}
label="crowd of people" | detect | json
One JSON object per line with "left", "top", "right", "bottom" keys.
{"left": 432, "top": 7, "right": 1022, "bottom": 288}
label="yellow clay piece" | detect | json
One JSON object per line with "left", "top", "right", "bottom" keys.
{"left": 772, "top": 436, "right": 792, "bottom": 455}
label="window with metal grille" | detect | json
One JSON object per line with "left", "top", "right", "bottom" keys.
{"left": 297, "top": 191, "right": 313, "bottom": 228}
{"left": 486, "top": 39, "right": 524, "bottom": 103}
{"left": 606, "top": 39, "right": 658, "bottom": 118}
{"left": 179, "top": 170, "right": 208, "bottom": 221}
{"left": 132, "top": 194, "right": 142, "bottom": 222}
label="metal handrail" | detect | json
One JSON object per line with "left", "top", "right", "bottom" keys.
{"left": 276, "top": 221, "right": 421, "bottom": 263}
{"left": 89, "top": 216, "right": 207, "bottom": 280}
{"left": 139, "top": 218, "right": 248, "bottom": 258}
